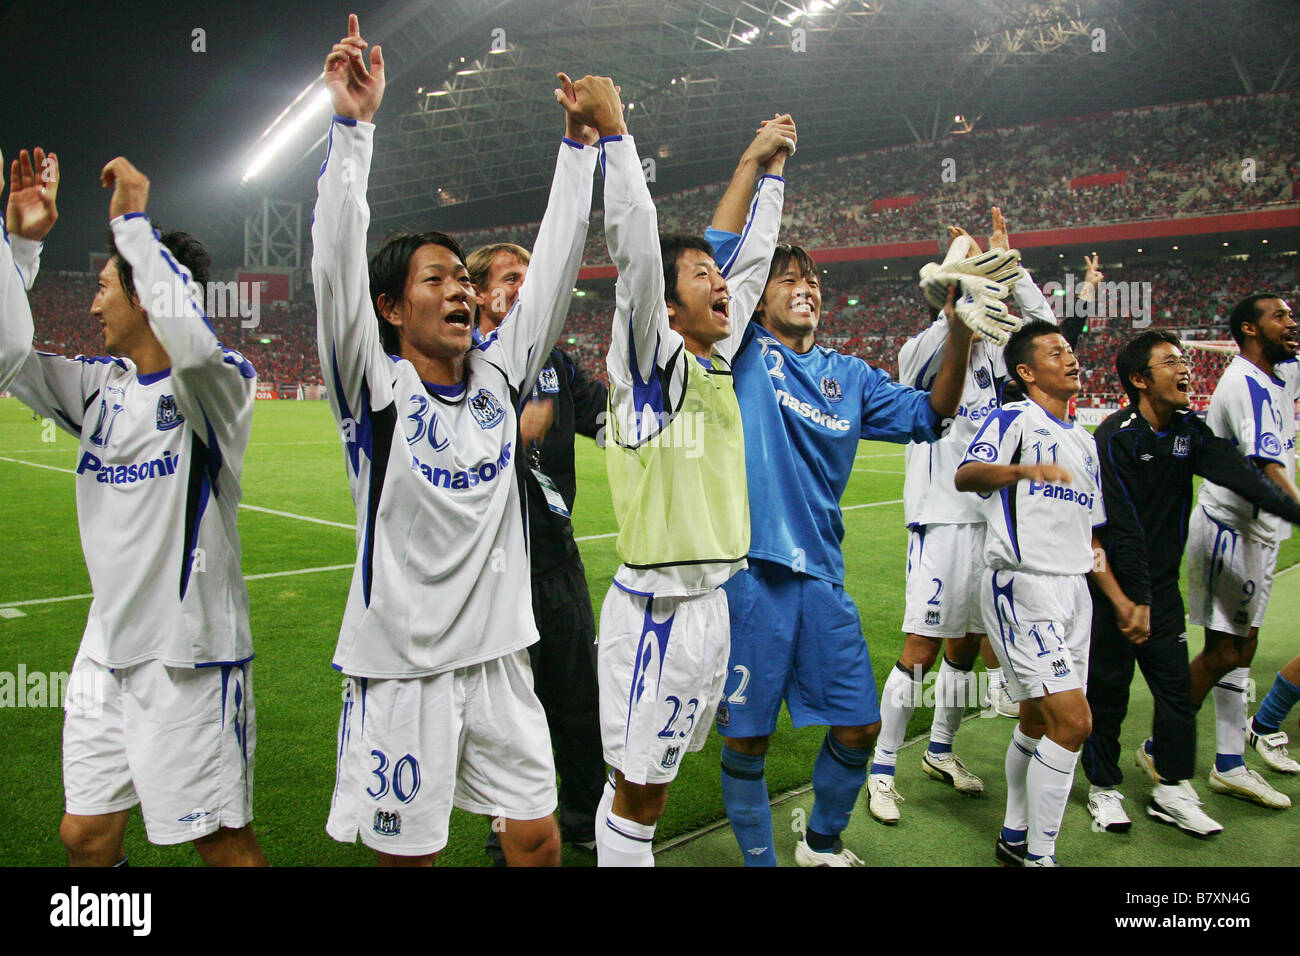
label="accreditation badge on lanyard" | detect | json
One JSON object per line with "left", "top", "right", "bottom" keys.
{"left": 530, "top": 466, "right": 571, "bottom": 518}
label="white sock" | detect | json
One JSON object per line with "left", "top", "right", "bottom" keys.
{"left": 986, "top": 665, "right": 1006, "bottom": 698}
{"left": 597, "top": 810, "right": 656, "bottom": 867}
{"left": 930, "top": 658, "right": 971, "bottom": 746}
{"left": 1004, "top": 726, "right": 1039, "bottom": 834}
{"left": 1213, "top": 666, "right": 1250, "bottom": 758}
{"left": 873, "top": 665, "right": 919, "bottom": 771}
{"left": 1027, "top": 736, "right": 1080, "bottom": 860}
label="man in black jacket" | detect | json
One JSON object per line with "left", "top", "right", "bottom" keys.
{"left": 1084, "top": 330, "right": 1300, "bottom": 838}
{"left": 469, "top": 241, "right": 608, "bottom": 856}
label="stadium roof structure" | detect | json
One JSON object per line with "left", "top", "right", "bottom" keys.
{"left": 249, "top": 0, "right": 1300, "bottom": 237}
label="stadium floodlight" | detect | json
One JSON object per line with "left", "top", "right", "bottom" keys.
{"left": 241, "top": 79, "right": 331, "bottom": 185}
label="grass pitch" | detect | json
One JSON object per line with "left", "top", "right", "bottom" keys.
{"left": 0, "top": 397, "right": 1296, "bottom": 866}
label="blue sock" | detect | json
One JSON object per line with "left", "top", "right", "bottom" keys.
{"left": 1252, "top": 673, "right": 1300, "bottom": 735}
{"left": 1001, "top": 826, "right": 1027, "bottom": 846}
{"left": 1144, "top": 737, "right": 1154, "bottom": 756}
{"left": 721, "top": 746, "right": 776, "bottom": 867}
{"left": 927, "top": 741, "right": 953, "bottom": 756}
{"left": 1215, "top": 752, "right": 1246, "bottom": 773}
{"left": 869, "top": 761, "right": 895, "bottom": 777}
{"left": 809, "top": 731, "right": 871, "bottom": 842}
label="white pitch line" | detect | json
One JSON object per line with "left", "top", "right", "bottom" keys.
{"left": 0, "top": 454, "right": 356, "bottom": 530}
{"left": 575, "top": 531, "right": 619, "bottom": 542}
{"left": 855, "top": 452, "right": 905, "bottom": 460}
{"left": 0, "top": 455, "right": 75, "bottom": 475}
{"left": 843, "top": 498, "right": 903, "bottom": 511}
{"left": 853, "top": 468, "right": 905, "bottom": 475}
{"left": 0, "top": 563, "right": 354, "bottom": 609}
{"left": 239, "top": 504, "right": 354, "bottom": 530}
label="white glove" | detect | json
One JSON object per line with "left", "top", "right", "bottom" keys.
{"left": 949, "top": 248, "right": 1025, "bottom": 286}
{"left": 953, "top": 288, "right": 1024, "bottom": 347}
{"left": 920, "top": 263, "right": 1011, "bottom": 311}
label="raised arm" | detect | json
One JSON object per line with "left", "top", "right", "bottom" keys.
{"left": 487, "top": 72, "right": 598, "bottom": 390}
{"left": 0, "top": 147, "right": 53, "bottom": 390}
{"left": 1, "top": 146, "right": 101, "bottom": 435}
{"left": 101, "top": 157, "right": 255, "bottom": 461}
{"left": 312, "top": 15, "right": 393, "bottom": 443}
{"left": 708, "top": 118, "right": 791, "bottom": 360}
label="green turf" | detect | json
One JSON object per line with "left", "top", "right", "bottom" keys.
{"left": 0, "top": 397, "right": 1295, "bottom": 866}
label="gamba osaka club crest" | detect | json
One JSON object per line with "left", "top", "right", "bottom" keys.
{"left": 469, "top": 388, "right": 506, "bottom": 429}
{"left": 155, "top": 394, "right": 184, "bottom": 431}
{"left": 819, "top": 376, "right": 843, "bottom": 403}
{"left": 538, "top": 366, "right": 561, "bottom": 395}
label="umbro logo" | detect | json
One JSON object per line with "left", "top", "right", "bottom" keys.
{"left": 1034, "top": 428, "right": 1051, "bottom": 436}
{"left": 746, "top": 846, "right": 769, "bottom": 855}
{"left": 1140, "top": 454, "right": 1153, "bottom": 461}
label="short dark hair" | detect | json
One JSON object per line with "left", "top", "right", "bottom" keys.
{"left": 1002, "top": 319, "right": 1063, "bottom": 396}
{"left": 1228, "top": 292, "right": 1284, "bottom": 347}
{"left": 109, "top": 229, "right": 211, "bottom": 311}
{"left": 659, "top": 234, "right": 715, "bottom": 306}
{"left": 1115, "top": 329, "right": 1182, "bottom": 406}
{"left": 757, "top": 243, "right": 820, "bottom": 321}
{"left": 368, "top": 231, "right": 466, "bottom": 355}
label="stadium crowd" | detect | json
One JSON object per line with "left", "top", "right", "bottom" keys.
{"left": 445, "top": 92, "right": 1296, "bottom": 267}
{"left": 22, "top": 254, "right": 1297, "bottom": 401}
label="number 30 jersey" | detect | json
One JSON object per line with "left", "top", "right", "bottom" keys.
{"left": 312, "top": 118, "right": 596, "bottom": 679}
{"left": 961, "top": 398, "right": 1105, "bottom": 575}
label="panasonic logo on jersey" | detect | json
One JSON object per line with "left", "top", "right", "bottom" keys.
{"left": 411, "top": 442, "right": 512, "bottom": 490}
{"left": 75, "top": 450, "right": 180, "bottom": 485}
{"left": 958, "top": 397, "right": 996, "bottom": 424}
{"left": 774, "top": 389, "right": 850, "bottom": 432}
{"left": 1027, "top": 481, "right": 1094, "bottom": 508}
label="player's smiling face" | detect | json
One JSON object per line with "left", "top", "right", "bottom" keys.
{"left": 91, "top": 258, "right": 150, "bottom": 357}
{"left": 667, "top": 248, "right": 731, "bottom": 356}
{"left": 1250, "top": 297, "right": 1297, "bottom": 364}
{"left": 761, "top": 262, "right": 821, "bottom": 341}
{"left": 1020, "top": 332, "right": 1080, "bottom": 400}
{"left": 474, "top": 251, "right": 527, "bottom": 333}
{"left": 384, "top": 243, "right": 476, "bottom": 361}
{"left": 1139, "top": 341, "right": 1192, "bottom": 410}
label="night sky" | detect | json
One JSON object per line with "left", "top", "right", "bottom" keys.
{"left": 0, "top": 0, "right": 366, "bottom": 269}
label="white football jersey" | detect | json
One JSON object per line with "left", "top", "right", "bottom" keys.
{"left": 4, "top": 216, "right": 256, "bottom": 668}
{"left": 901, "top": 272, "right": 1056, "bottom": 527}
{"left": 1, "top": 233, "right": 41, "bottom": 390}
{"left": 1197, "top": 355, "right": 1298, "bottom": 545}
{"left": 960, "top": 398, "right": 1105, "bottom": 575}
{"left": 312, "top": 118, "right": 596, "bottom": 679}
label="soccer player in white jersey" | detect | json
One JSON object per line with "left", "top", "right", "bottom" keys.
{"left": 1186, "top": 293, "right": 1299, "bottom": 809}
{"left": 956, "top": 319, "right": 1141, "bottom": 866}
{"left": 1, "top": 150, "right": 266, "bottom": 865}
{"left": 568, "top": 75, "right": 788, "bottom": 866}
{"left": 313, "top": 16, "right": 598, "bottom": 865}
{"left": 870, "top": 210, "right": 1058, "bottom": 823}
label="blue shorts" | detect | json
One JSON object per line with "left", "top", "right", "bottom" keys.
{"left": 716, "top": 559, "right": 880, "bottom": 738}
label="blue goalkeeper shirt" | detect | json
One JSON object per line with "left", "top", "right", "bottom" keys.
{"left": 710, "top": 230, "right": 941, "bottom": 586}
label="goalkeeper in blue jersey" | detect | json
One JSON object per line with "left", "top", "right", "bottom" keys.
{"left": 710, "top": 213, "right": 975, "bottom": 864}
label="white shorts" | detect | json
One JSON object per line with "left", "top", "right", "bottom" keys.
{"left": 980, "top": 569, "right": 1091, "bottom": 702}
{"left": 62, "top": 651, "right": 255, "bottom": 846}
{"left": 598, "top": 585, "right": 729, "bottom": 785}
{"left": 1187, "top": 506, "right": 1278, "bottom": 637}
{"left": 902, "top": 523, "right": 987, "bottom": 638}
{"left": 327, "top": 650, "right": 557, "bottom": 857}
